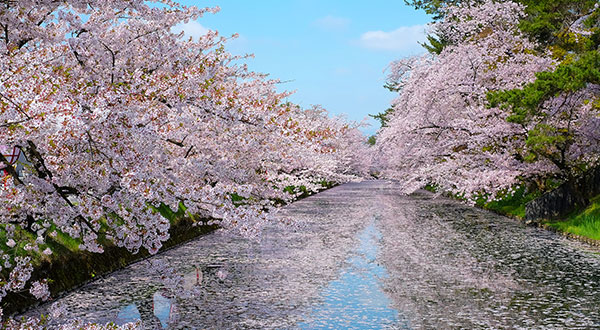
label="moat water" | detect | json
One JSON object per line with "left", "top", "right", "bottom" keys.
{"left": 28, "top": 180, "right": 600, "bottom": 329}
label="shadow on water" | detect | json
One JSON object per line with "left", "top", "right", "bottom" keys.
{"left": 299, "top": 220, "right": 409, "bottom": 329}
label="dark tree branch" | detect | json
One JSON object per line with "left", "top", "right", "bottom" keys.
{"left": 184, "top": 145, "right": 194, "bottom": 158}
{"left": 0, "top": 152, "right": 23, "bottom": 185}
{"left": 101, "top": 41, "right": 116, "bottom": 85}
{"left": 166, "top": 138, "right": 184, "bottom": 147}
{"left": 0, "top": 91, "right": 32, "bottom": 120}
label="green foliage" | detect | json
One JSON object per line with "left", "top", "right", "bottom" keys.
{"left": 367, "top": 135, "right": 377, "bottom": 146}
{"left": 524, "top": 124, "right": 570, "bottom": 163}
{"left": 421, "top": 34, "right": 449, "bottom": 55}
{"left": 489, "top": 51, "right": 600, "bottom": 124}
{"left": 487, "top": 51, "right": 600, "bottom": 174}
{"left": 401, "top": 1, "right": 455, "bottom": 54}
{"left": 546, "top": 194, "right": 600, "bottom": 240}
{"left": 518, "top": 0, "right": 599, "bottom": 52}
{"left": 369, "top": 107, "right": 395, "bottom": 128}
{"left": 283, "top": 180, "right": 334, "bottom": 198}
{"left": 475, "top": 186, "right": 541, "bottom": 219}
{"left": 283, "top": 185, "right": 309, "bottom": 196}
{"left": 424, "top": 183, "right": 439, "bottom": 193}
{"left": 317, "top": 180, "right": 336, "bottom": 189}
{"left": 229, "top": 193, "right": 246, "bottom": 204}
{"left": 486, "top": 2, "right": 600, "bottom": 175}
{"left": 152, "top": 201, "right": 188, "bottom": 221}
{"left": 48, "top": 226, "right": 81, "bottom": 253}
{"left": 406, "top": 0, "right": 600, "bottom": 55}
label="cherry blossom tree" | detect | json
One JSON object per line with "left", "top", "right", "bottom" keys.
{"left": 0, "top": 0, "right": 368, "bottom": 320}
{"left": 488, "top": 50, "right": 600, "bottom": 195}
{"left": 488, "top": 1, "right": 600, "bottom": 188}
{"left": 376, "top": 0, "right": 555, "bottom": 199}
{"left": 379, "top": 0, "right": 600, "bottom": 201}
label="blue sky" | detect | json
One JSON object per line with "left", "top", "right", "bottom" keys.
{"left": 176, "top": 1, "right": 432, "bottom": 135}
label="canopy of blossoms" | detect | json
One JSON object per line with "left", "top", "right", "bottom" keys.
{"left": 0, "top": 0, "right": 370, "bottom": 319}
{"left": 376, "top": 0, "right": 599, "bottom": 199}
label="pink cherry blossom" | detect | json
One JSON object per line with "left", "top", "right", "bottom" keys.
{"left": 376, "top": 0, "right": 555, "bottom": 199}
{"left": 0, "top": 0, "right": 369, "bottom": 319}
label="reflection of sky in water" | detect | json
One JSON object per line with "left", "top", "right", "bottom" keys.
{"left": 115, "top": 292, "right": 172, "bottom": 329}
{"left": 115, "top": 304, "right": 140, "bottom": 325}
{"left": 153, "top": 292, "right": 172, "bottom": 329}
{"left": 299, "top": 222, "right": 408, "bottom": 329}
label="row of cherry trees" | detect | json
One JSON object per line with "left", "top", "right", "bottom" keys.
{"left": 376, "top": 0, "right": 600, "bottom": 200}
{"left": 0, "top": 0, "right": 369, "bottom": 322}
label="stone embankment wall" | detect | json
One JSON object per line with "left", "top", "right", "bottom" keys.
{"left": 526, "top": 167, "right": 600, "bottom": 221}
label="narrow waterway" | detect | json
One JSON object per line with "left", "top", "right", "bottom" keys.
{"left": 28, "top": 180, "right": 600, "bottom": 329}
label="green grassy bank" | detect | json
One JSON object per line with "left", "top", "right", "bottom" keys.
{"left": 474, "top": 186, "right": 540, "bottom": 220}
{"left": 2, "top": 181, "right": 336, "bottom": 316}
{"left": 2, "top": 216, "right": 218, "bottom": 316}
{"left": 425, "top": 184, "right": 539, "bottom": 220}
{"left": 478, "top": 189, "right": 600, "bottom": 245}
{"left": 544, "top": 195, "right": 600, "bottom": 243}
{"left": 425, "top": 184, "right": 600, "bottom": 245}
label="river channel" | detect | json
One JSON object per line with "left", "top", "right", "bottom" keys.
{"left": 28, "top": 180, "right": 600, "bottom": 329}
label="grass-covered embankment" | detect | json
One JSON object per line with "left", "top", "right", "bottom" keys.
{"left": 425, "top": 184, "right": 539, "bottom": 219}
{"left": 543, "top": 195, "right": 600, "bottom": 243}
{"left": 475, "top": 186, "right": 600, "bottom": 245}
{"left": 474, "top": 186, "right": 540, "bottom": 220}
{"left": 2, "top": 181, "right": 336, "bottom": 316}
{"left": 426, "top": 183, "right": 600, "bottom": 244}
{"left": 2, "top": 210, "right": 218, "bottom": 316}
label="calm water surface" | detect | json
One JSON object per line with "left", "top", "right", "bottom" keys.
{"left": 28, "top": 180, "right": 600, "bottom": 329}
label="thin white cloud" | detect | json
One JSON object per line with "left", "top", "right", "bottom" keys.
{"left": 358, "top": 24, "right": 428, "bottom": 52}
{"left": 172, "top": 21, "right": 209, "bottom": 41}
{"left": 313, "top": 15, "right": 351, "bottom": 31}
